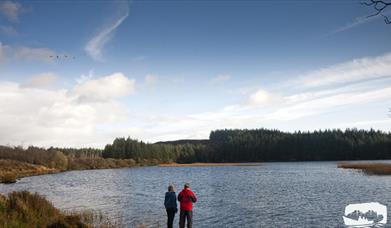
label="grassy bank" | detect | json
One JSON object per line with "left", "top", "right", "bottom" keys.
{"left": 0, "top": 160, "right": 58, "bottom": 183}
{"left": 0, "top": 158, "right": 158, "bottom": 184}
{"left": 0, "top": 145, "right": 163, "bottom": 183}
{"left": 338, "top": 162, "right": 391, "bottom": 175}
{"left": 0, "top": 191, "right": 119, "bottom": 227}
{"left": 159, "top": 162, "right": 261, "bottom": 167}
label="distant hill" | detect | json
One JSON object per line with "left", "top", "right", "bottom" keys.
{"left": 154, "top": 139, "right": 209, "bottom": 145}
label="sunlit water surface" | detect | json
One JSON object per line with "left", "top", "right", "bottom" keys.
{"left": 2, "top": 162, "right": 391, "bottom": 227}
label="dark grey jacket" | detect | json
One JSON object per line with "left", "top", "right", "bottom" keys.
{"left": 164, "top": 191, "right": 178, "bottom": 209}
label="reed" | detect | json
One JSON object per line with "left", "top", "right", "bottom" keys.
{"left": 0, "top": 159, "right": 57, "bottom": 184}
{"left": 0, "top": 191, "right": 120, "bottom": 227}
{"left": 338, "top": 162, "right": 391, "bottom": 175}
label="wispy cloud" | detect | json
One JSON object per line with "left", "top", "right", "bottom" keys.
{"left": 210, "top": 74, "right": 231, "bottom": 85}
{"left": 330, "top": 15, "right": 375, "bottom": 35}
{"left": 85, "top": 2, "right": 129, "bottom": 61}
{"left": 20, "top": 72, "right": 59, "bottom": 89}
{"left": 0, "top": 0, "right": 23, "bottom": 23}
{"left": 145, "top": 74, "right": 158, "bottom": 86}
{"left": 330, "top": 11, "right": 391, "bottom": 35}
{"left": 294, "top": 52, "right": 391, "bottom": 88}
{"left": 0, "top": 42, "right": 5, "bottom": 62}
{"left": 136, "top": 52, "right": 391, "bottom": 141}
{"left": 0, "top": 42, "right": 59, "bottom": 63}
{"left": 13, "top": 46, "right": 57, "bottom": 62}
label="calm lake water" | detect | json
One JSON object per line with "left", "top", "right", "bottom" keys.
{"left": 1, "top": 162, "right": 391, "bottom": 227}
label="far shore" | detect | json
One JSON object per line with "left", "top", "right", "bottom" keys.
{"left": 158, "top": 162, "right": 261, "bottom": 167}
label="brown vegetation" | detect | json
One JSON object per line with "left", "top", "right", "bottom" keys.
{"left": 338, "top": 162, "right": 391, "bottom": 175}
{"left": 0, "top": 191, "right": 119, "bottom": 228}
{"left": 0, "top": 191, "right": 85, "bottom": 227}
{"left": 159, "top": 162, "right": 261, "bottom": 167}
{"left": 0, "top": 146, "right": 68, "bottom": 170}
{"left": 0, "top": 145, "right": 160, "bottom": 183}
{"left": 0, "top": 159, "right": 57, "bottom": 183}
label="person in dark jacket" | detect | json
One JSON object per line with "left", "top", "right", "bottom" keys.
{"left": 177, "top": 183, "right": 197, "bottom": 228}
{"left": 164, "top": 185, "right": 178, "bottom": 228}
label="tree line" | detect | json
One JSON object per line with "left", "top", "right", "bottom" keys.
{"left": 208, "top": 128, "right": 391, "bottom": 162}
{"left": 102, "top": 137, "right": 209, "bottom": 163}
{"left": 1, "top": 128, "right": 391, "bottom": 166}
{"left": 102, "top": 128, "right": 391, "bottom": 162}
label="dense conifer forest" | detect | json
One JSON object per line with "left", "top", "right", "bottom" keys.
{"left": 102, "top": 128, "right": 391, "bottom": 162}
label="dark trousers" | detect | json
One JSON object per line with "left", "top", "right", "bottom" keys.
{"left": 166, "top": 208, "right": 176, "bottom": 228}
{"left": 179, "top": 210, "right": 193, "bottom": 228}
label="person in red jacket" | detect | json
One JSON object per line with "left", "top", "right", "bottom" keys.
{"left": 177, "top": 183, "right": 197, "bottom": 228}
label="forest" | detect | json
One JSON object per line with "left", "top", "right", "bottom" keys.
{"left": 102, "top": 138, "right": 208, "bottom": 163}
{"left": 2, "top": 128, "right": 391, "bottom": 183}
{"left": 102, "top": 128, "right": 391, "bottom": 162}
{"left": 207, "top": 128, "right": 391, "bottom": 162}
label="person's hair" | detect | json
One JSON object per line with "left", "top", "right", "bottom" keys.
{"left": 184, "top": 183, "right": 190, "bottom": 188}
{"left": 168, "top": 185, "right": 174, "bottom": 192}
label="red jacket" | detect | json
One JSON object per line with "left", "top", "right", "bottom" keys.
{"left": 178, "top": 188, "right": 197, "bottom": 211}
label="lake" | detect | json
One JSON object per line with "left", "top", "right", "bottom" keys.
{"left": 1, "top": 162, "right": 391, "bottom": 227}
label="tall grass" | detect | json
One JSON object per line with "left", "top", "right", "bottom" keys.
{"left": 0, "top": 191, "right": 84, "bottom": 227}
{"left": 0, "top": 159, "right": 57, "bottom": 184}
{"left": 338, "top": 163, "right": 391, "bottom": 175}
{"left": 0, "top": 191, "right": 120, "bottom": 227}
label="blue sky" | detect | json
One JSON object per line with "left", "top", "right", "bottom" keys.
{"left": 1, "top": 0, "right": 391, "bottom": 147}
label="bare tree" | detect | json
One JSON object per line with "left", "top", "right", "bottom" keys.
{"left": 362, "top": 0, "right": 391, "bottom": 24}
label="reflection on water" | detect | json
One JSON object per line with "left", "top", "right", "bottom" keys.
{"left": 1, "top": 162, "right": 391, "bottom": 227}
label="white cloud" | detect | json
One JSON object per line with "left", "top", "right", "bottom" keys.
{"left": 121, "top": 53, "right": 391, "bottom": 142}
{"left": 295, "top": 52, "right": 391, "bottom": 88}
{"left": 20, "top": 72, "right": 59, "bottom": 88}
{"left": 76, "top": 70, "right": 94, "bottom": 84}
{"left": 0, "top": 72, "right": 136, "bottom": 148}
{"left": 85, "top": 2, "right": 129, "bottom": 61}
{"left": 140, "top": 52, "right": 391, "bottom": 140}
{"left": 2, "top": 51, "right": 391, "bottom": 145}
{"left": 71, "top": 72, "right": 136, "bottom": 102}
{"left": 210, "top": 74, "right": 231, "bottom": 84}
{"left": 145, "top": 74, "right": 158, "bottom": 86}
{"left": 0, "top": 1, "right": 22, "bottom": 22}
{"left": 247, "top": 89, "right": 275, "bottom": 106}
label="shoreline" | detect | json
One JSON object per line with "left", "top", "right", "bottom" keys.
{"left": 0, "top": 158, "right": 152, "bottom": 184}
{"left": 158, "top": 162, "right": 261, "bottom": 167}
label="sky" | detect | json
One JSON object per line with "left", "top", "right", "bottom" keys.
{"left": 1, "top": 0, "right": 391, "bottom": 148}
